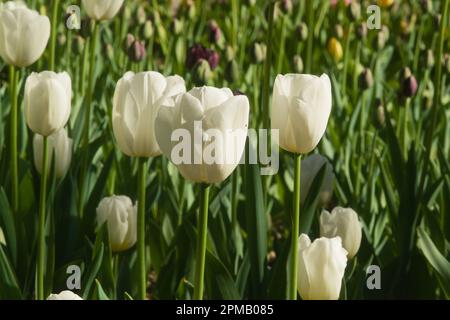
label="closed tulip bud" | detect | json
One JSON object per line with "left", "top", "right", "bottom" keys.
{"left": 193, "top": 59, "right": 213, "bottom": 85}
{"left": 0, "top": 1, "right": 50, "bottom": 67}
{"left": 33, "top": 128, "right": 72, "bottom": 178}
{"left": 292, "top": 55, "right": 303, "bottom": 73}
{"left": 425, "top": 49, "right": 434, "bottom": 68}
{"left": 253, "top": 42, "right": 267, "bottom": 64}
{"left": 443, "top": 53, "right": 450, "bottom": 73}
{"left": 376, "top": 26, "right": 389, "bottom": 50}
{"left": 25, "top": 71, "right": 72, "bottom": 137}
{"left": 357, "top": 23, "right": 368, "bottom": 40}
{"left": 58, "top": 34, "right": 66, "bottom": 46}
{"left": 297, "top": 234, "right": 347, "bottom": 300}
{"left": 208, "top": 20, "right": 222, "bottom": 44}
{"left": 378, "top": 0, "right": 394, "bottom": 8}
{"left": 297, "top": 22, "right": 308, "bottom": 41}
{"left": 123, "top": 33, "right": 135, "bottom": 53}
{"left": 280, "top": 0, "right": 293, "bottom": 15}
{"left": 320, "top": 207, "right": 362, "bottom": 259}
{"left": 402, "top": 75, "right": 418, "bottom": 98}
{"left": 155, "top": 86, "right": 250, "bottom": 184}
{"left": 0, "top": 227, "right": 5, "bottom": 246}
{"left": 334, "top": 24, "right": 344, "bottom": 40}
{"left": 73, "top": 35, "right": 85, "bottom": 55}
{"left": 39, "top": 4, "right": 47, "bottom": 16}
{"left": 105, "top": 43, "right": 114, "bottom": 61}
{"left": 358, "top": 68, "right": 373, "bottom": 90}
{"left": 143, "top": 20, "right": 154, "bottom": 39}
{"left": 327, "top": 37, "right": 343, "bottom": 61}
{"left": 47, "top": 291, "right": 82, "bottom": 300}
{"left": 271, "top": 73, "right": 332, "bottom": 154}
{"left": 207, "top": 50, "right": 220, "bottom": 70}
{"left": 137, "top": 6, "right": 146, "bottom": 25}
{"left": 96, "top": 195, "right": 137, "bottom": 252}
{"left": 128, "top": 39, "right": 146, "bottom": 63}
{"left": 348, "top": 2, "right": 361, "bottom": 21}
{"left": 372, "top": 98, "right": 385, "bottom": 129}
{"left": 173, "top": 19, "right": 183, "bottom": 35}
{"left": 300, "top": 154, "right": 333, "bottom": 206}
{"left": 113, "top": 71, "right": 185, "bottom": 157}
{"left": 82, "top": 0, "right": 124, "bottom": 21}
{"left": 225, "top": 59, "right": 240, "bottom": 83}
{"left": 400, "top": 66, "right": 412, "bottom": 82}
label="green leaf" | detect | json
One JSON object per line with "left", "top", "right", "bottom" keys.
{"left": 244, "top": 140, "right": 267, "bottom": 298}
{"left": 417, "top": 226, "right": 450, "bottom": 296}
{"left": 95, "top": 279, "right": 110, "bottom": 300}
{"left": 0, "top": 244, "right": 22, "bottom": 299}
{"left": 0, "top": 187, "right": 16, "bottom": 266}
{"left": 205, "top": 250, "right": 240, "bottom": 299}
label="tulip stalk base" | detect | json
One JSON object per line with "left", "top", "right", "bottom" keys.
{"left": 137, "top": 158, "right": 148, "bottom": 300}
{"left": 37, "top": 136, "right": 49, "bottom": 300}
{"left": 289, "top": 154, "right": 301, "bottom": 300}
{"left": 194, "top": 184, "right": 211, "bottom": 300}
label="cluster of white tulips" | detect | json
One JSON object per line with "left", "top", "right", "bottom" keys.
{"left": 0, "top": 0, "right": 363, "bottom": 301}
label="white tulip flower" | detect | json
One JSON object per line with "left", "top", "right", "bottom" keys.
{"left": 33, "top": 128, "right": 73, "bottom": 178}
{"left": 297, "top": 234, "right": 347, "bottom": 300}
{"left": 96, "top": 195, "right": 137, "bottom": 252}
{"left": 24, "top": 71, "right": 72, "bottom": 137}
{"left": 82, "top": 0, "right": 124, "bottom": 21}
{"left": 113, "top": 71, "right": 186, "bottom": 157}
{"left": 0, "top": 1, "right": 50, "bottom": 67}
{"left": 320, "top": 207, "right": 362, "bottom": 259}
{"left": 271, "top": 73, "right": 332, "bottom": 154}
{"left": 155, "top": 86, "right": 250, "bottom": 184}
{"left": 47, "top": 290, "right": 82, "bottom": 300}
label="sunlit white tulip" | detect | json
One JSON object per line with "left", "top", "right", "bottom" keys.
{"left": 47, "top": 290, "right": 82, "bottom": 300}
{"left": 82, "top": 0, "right": 124, "bottom": 21}
{"left": 96, "top": 195, "right": 137, "bottom": 252}
{"left": 113, "top": 71, "right": 186, "bottom": 157}
{"left": 155, "top": 86, "right": 250, "bottom": 184}
{"left": 300, "top": 154, "right": 333, "bottom": 206}
{"left": 271, "top": 73, "right": 332, "bottom": 154}
{"left": 320, "top": 207, "right": 362, "bottom": 259}
{"left": 297, "top": 234, "right": 347, "bottom": 300}
{"left": 25, "top": 71, "right": 72, "bottom": 137}
{"left": 33, "top": 128, "right": 72, "bottom": 178}
{"left": 0, "top": 1, "right": 50, "bottom": 67}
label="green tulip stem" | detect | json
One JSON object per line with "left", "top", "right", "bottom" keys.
{"left": 9, "top": 65, "right": 18, "bottom": 213}
{"left": 78, "top": 22, "right": 100, "bottom": 218}
{"left": 137, "top": 157, "right": 148, "bottom": 300}
{"left": 49, "top": 0, "right": 60, "bottom": 71}
{"left": 194, "top": 183, "right": 211, "bottom": 300}
{"left": 289, "top": 153, "right": 302, "bottom": 300}
{"left": 37, "top": 136, "right": 49, "bottom": 300}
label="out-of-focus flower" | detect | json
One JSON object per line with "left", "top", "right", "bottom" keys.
{"left": 334, "top": 24, "right": 344, "bottom": 40}
{"left": 292, "top": 55, "right": 303, "bottom": 73}
{"left": 378, "top": 0, "right": 394, "bottom": 8}
{"left": 253, "top": 42, "right": 267, "bottom": 64}
{"left": 300, "top": 154, "right": 334, "bottom": 206}
{"left": 0, "top": 1, "right": 50, "bottom": 67}
{"left": 96, "top": 195, "right": 137, "bottom": 252}
{"left": 297, "top": 22, "right": 308, "bottom": 41}
{"left": 320, "top": 207, "right": 362, "bottom": 259}
{"left": 372, "top": 98, "right": 385, "bottom": 129}
{"left": 297, "top": 234, "right": 347, "bottom": 300}
{"left": 402, "top": 75, "right": 418, "bottom": 98}
{"left": 348, "top": 2, "right": 361, "bottom": 21}
{"left": 128, "top": 39, "right": 146, "bottom": 62}
{"left": 33, "top": 128, "right": 72, "bottom": 178}
{"left": 47, "top": 291, "right": 82, "bottom": 300}
{"left": 225, "top": 59, "right": 239, "bottom": 83}
{"left": 143, "top": 20, "right": 154, "bottom": 39}
{"left": 82, "top": 0, "right": 124, "bottom": 21}
{"left": 137, "top": 5, "right": 146, "bottom": 25}
{"left": 186, "top": 44, "right": 220, "bottom": 70}
{"left": 327, "top": 37, "right": 343, "bottom": 61}
{"left": 358, "top": 68, "right": 373, "bottom": 90}
{"left": 208, "top": 20, "right": 222, "bottom": 45}
{"left": 357, "top": 23, "right": 367, "bottom": 40}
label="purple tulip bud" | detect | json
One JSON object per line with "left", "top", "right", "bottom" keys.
{"left": 208, "top": 20, "right": 222, "bottom": 44}
{"left": 128, "top": 40, "right": 146, "bottom": 63}
{"left": 402, "top": 75, "right": 418, "bottom": 98}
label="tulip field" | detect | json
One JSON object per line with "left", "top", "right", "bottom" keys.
{"left": 0, "top": 0, "right": 450, "bottom": 301}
